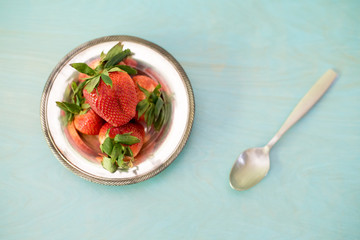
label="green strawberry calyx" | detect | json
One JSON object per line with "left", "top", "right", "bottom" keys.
{"left": 100, "top": 128, "right": 140, "bottom": 173}
{"left": 56, "top": 81, "right": 90, "bottom": 123}
{"left": 70, "top": 42, "right": 137, "bottom": 94}
{"left": 136, "top": 84, "right": 171, "bottom": 131}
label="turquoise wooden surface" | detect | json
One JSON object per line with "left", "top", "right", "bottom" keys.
{"left": 1, "top": 0, "right": 359, "bottom": 239}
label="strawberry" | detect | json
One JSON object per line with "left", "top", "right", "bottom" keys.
{"left": 66, "top": 121, "right": 93, "bottom": 154}
{"left": 99, "top": 122, "right": 145, "bottom": 157}
{"left": 123, "top": 57, "right": 138, "bottom": 68}
{"left": 132, "top": 75, "right": 158, "bottom": 103}
{"left": 56, "top": 81, "right": 104, "bottom": 135}
{"left": 134, "top": 77, "right": 171, "bottom": 131}
{"left": 69, "top": 43, "right": 138, "bottom": 127}
{"left": 73, "top": 108, "right": 104, "bottom": 135}
{"left": 98, "top": 122, "right": 145, "bottom": 172}
{"left": 83, "top": 71, "right": 138, "bottom": 127}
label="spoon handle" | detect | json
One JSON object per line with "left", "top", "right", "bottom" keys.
{"left": 266, "top": 69, "right": 337, "bottom": 149}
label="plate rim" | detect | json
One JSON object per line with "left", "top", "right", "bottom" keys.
{"left": 40, "top": 35, "right": 195, "bottom": 185}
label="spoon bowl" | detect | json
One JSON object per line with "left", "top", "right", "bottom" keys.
{"left": 229, "top": 69, "right": 337, "bottom": 191}
{"left": 229, "top": 147, "right": 270, "bottom": 191}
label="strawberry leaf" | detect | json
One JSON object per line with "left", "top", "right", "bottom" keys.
{"left": 124, "top": 146, "right": 133, "bottom": 157}
{"left": 114, "top": 133, "right": 140, "bottom": 145}
{"left": 100, "top": 130, "right": 140, "bottom": 173}
{"left": 114, "top": 65, "right": 137, "bottom": 75}
{"left": 107, "top": 67, "right": 125, "bottom": 73}
{"left": 163, "top": 95, "right": 171, "bottom": 124}
{"left": 100, "top": 137, "right": 114, "bottom": 156}
{"left": 73, "top": 80, "right": 87, "bottom": 96}
{"left": 154, "top": 109, "right": 165, "bottom": 131}
{"left": 103, "top": 44, "right": 124, "bottom": 62}
{"left": 154, "top": 97, "right": 164, "bottom": 120}
{"left": 101, "top": 157, "right": 118, "bottom": 173}
{"left": 136, "top": 99, "right": 150, "bottom": 118}
{"left": 70, "top": 63, "right": 96, "bottom": 76}
{"left": 100, "top": 72, "right": 113, "bottom": 87}
{"left": 56, "top": 102, "right": 81, "bottom": 114}
{"left": 84, "top": 75, "right": 100, "bottom": 93}
{"left": 135, "top": 85, "right": 171, "bottom": 131}
{"left": 117, "top": 158, "right": 130, "bottom": 171}
{"left": 153, "top": 84, "right": 162, "bottom": 94}
{"left": 111, "top": 144, "right": 122, "bottom": 161}
{"left": 145, "top": 106, "right": 155, "bottom": 127}
{"left": 116, "top": 151, "right": 125, "bottom": 166}
{"left": 100, "top": 51, "right": 106, "bottom": 61}
{"left": 104, "top": 49, "right": 131, "bottom": 68}
{"left": 137, "top": 84, "right": 150, "bottom": 98}
{"left": 81, "top": 103, "right": 90, "bottom": 109}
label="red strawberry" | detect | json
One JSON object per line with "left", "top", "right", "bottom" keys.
{"left": 132, "top": 75, "right": 163, "bottom": 123}
{"left": 99, "top": 122, "right": 145, "bottom": 157}
{"left": 83, "top": 71, "right": 138, "bottom": 127}
{"left": 73, "top": 108, "right": 104, "bottom": 135}
{"left": 123, "top": 57, "right": 138, "bottom": 68}
{"left": 66, "top": 121, "right": 93, "bottom": 154}
{"left": 132, "top": 75, "right": 159, "bottom": 103}
{"left": 78, "top": 58, "right": 101, "bottom": 82}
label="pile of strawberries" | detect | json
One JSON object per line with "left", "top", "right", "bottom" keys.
{"left": 56, "top": 42, "right": 170, "bottom": 173}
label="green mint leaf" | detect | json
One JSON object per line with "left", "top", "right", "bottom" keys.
{"left": 103, "top": 44, "right": 124, "bottom": 61}
{"left": 100, "top": 137, "right": 114, "bottom": 156}
{"left": 100, "top": 72, "right": 113, "bottom": 87}
{"left": 101, "top": 157, "right": 118, "bottom": 173}
{"left": 114, "top": 133, "right": 140, "bottom": 145}
{"left": 84, "top": 75, "right": 100, "bottom": 93}
{"left": 70, "top": 63, "right": 96, "bottom": 76}
{"left": 104, "top": 49, "right": 131, "bottom": 68}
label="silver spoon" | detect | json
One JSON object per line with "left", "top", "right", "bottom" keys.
{"left": 229, "top": 69, "right": 338, "bottom": 191}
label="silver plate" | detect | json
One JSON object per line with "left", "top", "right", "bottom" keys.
{"left": 40, "top": 35, "right": 195, "bottom": 185}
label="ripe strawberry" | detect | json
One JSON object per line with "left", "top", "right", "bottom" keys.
{"left": 73, "top": 108, "right": 104, "bottom": 135}
{"left": 99, "top": 122, "right": 145, "bottom": 157}
{"left": 133, "top": 75, "right": 170, "bottom": 131}
{"left": 78, "top": 58, "right": 101, "bottom": 82}
{"left": 98, "top": 122, "right": 145, "bottom": 172}
{"left": 66, "top": 121, "right": 93, "bottom": 154}
{"left": 123, "top": 57, "right": 137, "bottom": 68}
{"left": 83, "top": 71, "right": 138, "bottom": 127}
{"left": 132, "top": 75, "right": 158, "bottom": 103}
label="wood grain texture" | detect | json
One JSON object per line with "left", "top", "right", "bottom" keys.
{"left": 1, "top": 0, "right": 359, "bottom": 239}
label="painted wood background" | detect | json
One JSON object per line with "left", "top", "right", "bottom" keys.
{"left": 0, "top": 0, "right": 359, "bottom": 239}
